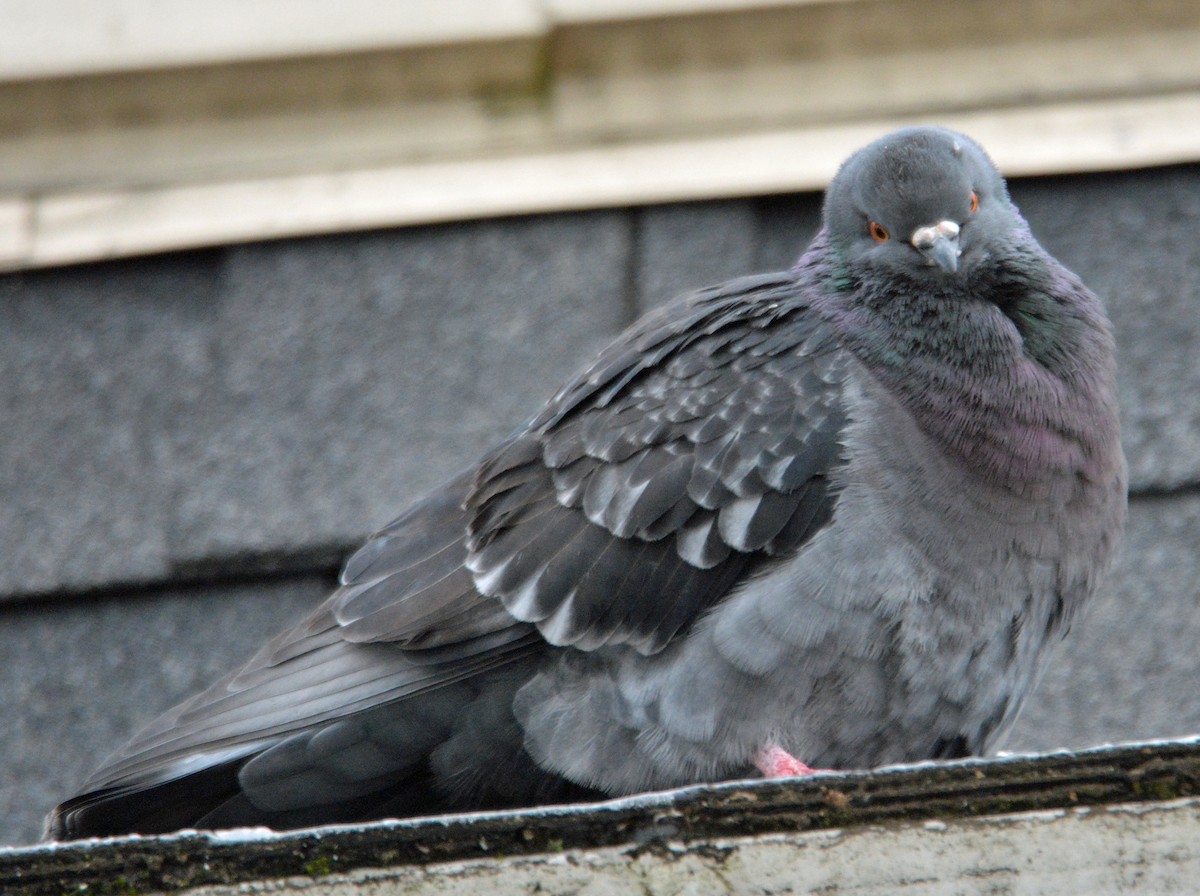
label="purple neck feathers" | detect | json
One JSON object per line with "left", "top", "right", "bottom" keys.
{"left": 795, "top": 230, "right": 1123, "bottom": 494}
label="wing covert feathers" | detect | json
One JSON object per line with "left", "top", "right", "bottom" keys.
{"left": 467, "top": 273, "right": 846, "bottom": 654}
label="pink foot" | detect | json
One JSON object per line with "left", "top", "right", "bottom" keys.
{"left": 754, "top": 744, "right": 827, "bottom": 778}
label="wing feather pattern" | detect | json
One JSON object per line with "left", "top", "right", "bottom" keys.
{"left": 467, "top": 272, "right": 848, "bottom": 655}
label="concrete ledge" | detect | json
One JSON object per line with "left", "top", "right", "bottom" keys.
{"left": 4, "top": 740, "right": 1198, "bottom": 894}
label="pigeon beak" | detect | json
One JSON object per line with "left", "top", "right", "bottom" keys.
{"left": 911, "top": 220, "right": 961, "bottom": 274}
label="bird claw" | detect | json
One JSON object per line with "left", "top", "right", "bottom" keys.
{"left": 754, "top": 745, "right": 828, "bottom": 778}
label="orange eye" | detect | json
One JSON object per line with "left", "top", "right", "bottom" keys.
{"left": 868, "top": 221, "right": 889, "bottom": 242}
{"left": 969, "top": 190, "right": 980, "bottom": 213}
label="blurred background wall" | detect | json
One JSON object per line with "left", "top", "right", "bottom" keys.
{"left": 2, "top": 0, "right": 1199, "bottom": 847}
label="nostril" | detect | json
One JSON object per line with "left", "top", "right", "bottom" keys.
{"left": 910, "top": 220, "right": 960, "bottom": 251}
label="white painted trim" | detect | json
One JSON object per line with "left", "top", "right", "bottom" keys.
{"left": 0, "top": 0, "right": 544, "bottom": 81}
{"left": 545, "top": 0, "right": 848, "bottom": 23}
{"left": 7, "top": 93, "right": 1199, "bottom": 271}
{"left": 0, "top": 0, "right": 845, "bottom": 81}
{"left": 2, "top": 1, "right": 1199, "bottom": 270}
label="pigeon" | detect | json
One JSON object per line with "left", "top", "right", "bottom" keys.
{"left": 48, "top": 126, "right": 1127, "bottom": 839}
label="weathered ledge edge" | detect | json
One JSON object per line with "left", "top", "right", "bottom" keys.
{"left": 4, "top": 738, "right": 1199, "bottom": 894}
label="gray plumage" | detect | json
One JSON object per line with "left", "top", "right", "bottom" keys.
{"left": 49, "top": 126, "right": 1126, "bottom": 839}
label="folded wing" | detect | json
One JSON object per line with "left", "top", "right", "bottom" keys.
{"left": 51, "top": 272, "right": 852, "bottom": 837}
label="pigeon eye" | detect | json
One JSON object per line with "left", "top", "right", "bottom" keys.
{"left": 969, "top": 191, "right": 980, "bottom": 213}
{"left": 868, "top": 221, "right": 889, "bottom": 242}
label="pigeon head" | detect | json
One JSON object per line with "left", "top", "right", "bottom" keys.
{"left": 822, "top": 127, "right": 1015, "bottom": 281}
{"left": 804, "top": 127, "right": 1122, "bottom": 492}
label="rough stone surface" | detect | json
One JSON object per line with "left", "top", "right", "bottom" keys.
{"left": 0, "top": 576, "right": 330, "bottom": 847}
{"left": 0, "top": 253, "right": 220, "bottom": 597}
{"left": 0, "top": 212, "right": 632, "bottom": 599}
{"left": 635, "top": 200, "right": 760, "bottom": 311}
{"left": 169, "top": 212, "right": 634, "bottom": 571}
{"left": 753, "top": 194, "right": 823, "bottom": 271}
{"left": 176, "top": 800, "right": 1200, "bottom": 896}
